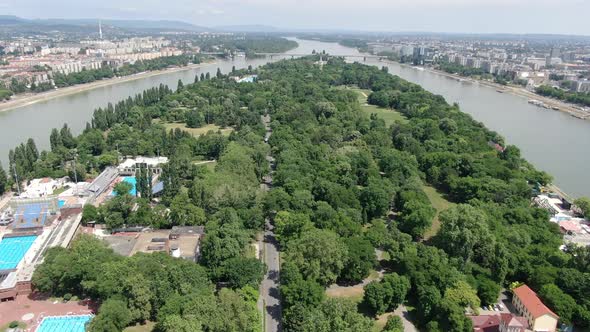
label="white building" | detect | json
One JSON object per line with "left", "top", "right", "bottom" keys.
{"left": 20, "top": 178, "right": 61, "bottom": 198}
{"left": 572, "top": 80, "right": 590, "bottom": 93}
{"left": 118, "top": 156, "right": 169, "bottom": 175}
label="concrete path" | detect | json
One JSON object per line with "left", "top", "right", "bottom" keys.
{"left": 392, "top": 305, "right": 418, "bottom": 332}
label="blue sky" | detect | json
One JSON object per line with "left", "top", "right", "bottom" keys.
{"left": 2, "top": 0, "right": 589, "bottom": 35}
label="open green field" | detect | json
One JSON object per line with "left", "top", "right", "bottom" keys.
{"left": 194, "top": 160, "right": 217, "bottom": 172}
{"left": 344, "top": 86, "right": 408, "bottom": 125}
{"left": 422, "top": 185, "right": 454, "bottom": 239}
{"left": 123, "top": 322, "right": 156, "bottom": 332}
{"left": 154, "top": 120, "right": 233, "bottom": 137}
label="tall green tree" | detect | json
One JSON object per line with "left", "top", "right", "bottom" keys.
{"left": 285, "top": 229, "right": 348, "bottom": 286}
{"left": 0, "top": 163, "right": 7, "bottom": 195}
{"left": 575, "top": 197, "right": 590, "bottom": 218}
{"left": 169, "top": 192, "right": 206, "bottom": 226}
{"left": 339, "top": 237, "right": 377, "bottom": 283}
{"left": 87, "top": 298, "right": 132, "bottom": 332}
{"left": 49, "top": 128, "right": 62, "bottom": 151}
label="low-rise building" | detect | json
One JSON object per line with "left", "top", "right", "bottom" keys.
{"left": 512, "top": 284, "right": 559, "bottom": 332}
{"left": 470, "top": 313, "right": 528, "bottom": 332}
{"left": 117, "top": 156, "right": 169, "bottom": 175}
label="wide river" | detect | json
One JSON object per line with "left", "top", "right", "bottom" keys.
{"left": 1, "top": 38, "right": 589, "bottom": 197}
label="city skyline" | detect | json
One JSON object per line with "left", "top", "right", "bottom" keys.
{"left": 1, "top": 0, "right": 590, "bottom": 35}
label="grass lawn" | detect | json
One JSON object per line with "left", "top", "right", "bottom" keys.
{"left": 154, "top": 119, "right": 233, "bottom": 137}
{"left": 124, "top": 321, "right": 156, "bottom": 332}
{"left": 52, "top": 186, "right": 69, "bottom": 195}
{"left": 344, "top": 86, "right": 408, "bottom": 125}
{"left": 325, "top": 286, "right": 365, "bottom": 302}
{"left": 361, "top": 103, "right": 407, "bottom": 126}
{"left": 194, "top": 160, "right": 217, "bottom": 172}
{"left": 422, "top": 185, "right": 454, "bottom": 239}
{"left": 373, "top": 312, "right": 394, "bottom": 332}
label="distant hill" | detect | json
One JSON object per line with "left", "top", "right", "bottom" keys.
{"left": 214, "top": 25, "right": 281, "bottom": 33}
{"left": 0, "top": 15, "right": 28, "bottom": 25}
{"left": 0, "top": 16, "right": 208, "bottom": 32}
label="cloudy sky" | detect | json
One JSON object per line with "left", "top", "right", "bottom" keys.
{"left": 2, "top": 0, "right": 589, "bottom": 35}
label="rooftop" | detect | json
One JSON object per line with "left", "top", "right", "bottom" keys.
{"left": 118, "top": 156, "right": 169, "bottom": 169}
{"left": 470, "top": 315, "right": 500, "bottom": 332}
{"left": 513, "top": 284, "right": 558, "bottom": 319}
{"left": 500, "top": 313, "right": 528, "bottom": 329}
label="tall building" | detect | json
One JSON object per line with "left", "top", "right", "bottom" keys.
{"left": 99, "top": 20, "right": 103, "bottom": 40}
{"left": 572, "top": 80, "right": 590, "bottom": 93}
{"left": 549, "top": 47, "right": 560, "bottom": 59}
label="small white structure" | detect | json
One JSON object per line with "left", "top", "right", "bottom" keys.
{"left": 117, "top": 156, "right": 168, "bottom": 176}
{"left": 234, "top": 75, "right": 258, "bottom": 83}
{"left": 20, "top": 178, "right": 61, "bottom": 198}
{"left": 170, "top": 246, "right": 181, "bottom": 258}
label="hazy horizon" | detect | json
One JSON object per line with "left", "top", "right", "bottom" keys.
{"left": 1, "top": 0, "right": 589, "bottom": 35}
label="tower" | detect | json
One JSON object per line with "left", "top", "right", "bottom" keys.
{"left": 99, "top": 19, "right": 103, "bottom": 40}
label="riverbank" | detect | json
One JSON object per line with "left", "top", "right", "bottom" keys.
{"left": 0, "top": 61, "right": 216, "bottom": 113}
{"left": 378, "top": 59, "right": 589, "bottom": 120}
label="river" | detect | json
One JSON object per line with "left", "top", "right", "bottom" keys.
{"left": 0, "top": 38, "right": 588, "bottom": 198}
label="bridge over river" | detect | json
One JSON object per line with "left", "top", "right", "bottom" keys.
{"left": 201, "top": 51, "right": 384, "bottom": 60}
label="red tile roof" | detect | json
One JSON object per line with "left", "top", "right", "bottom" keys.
{"left": 513, "top": 284, "right": 559, "bottom": 319}
{"left": 470, "top": 315, "right": 500, "bottom": 332}
{"left": 500, "top": 313, "right": 528, "bottom": 330}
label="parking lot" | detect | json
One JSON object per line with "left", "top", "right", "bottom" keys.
{"left": 477, "top": 290, "right": 514, "bottom": 315}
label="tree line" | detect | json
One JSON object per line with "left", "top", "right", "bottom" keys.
{"left": 536, "top": 84, "right": 590, "bottom": 107}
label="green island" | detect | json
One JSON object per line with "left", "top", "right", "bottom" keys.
{"left": 196, "top": 36, "right": 298, "bottom": 58}
{"left": 3, "top": 55, "right": 590, "bottom": 332}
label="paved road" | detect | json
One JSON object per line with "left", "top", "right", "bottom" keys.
{"left": 259, "top": 113, "right": 282, "bottom": 332}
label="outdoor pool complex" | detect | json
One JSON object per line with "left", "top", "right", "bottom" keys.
{"left": 112, "top": 176, "right": 137, "bottom": 196}
{"left": 0, "top": 235, "right": 37, "bottom": 270}
{"left": 36, "top": 315, "right": 93, "bottom": 332}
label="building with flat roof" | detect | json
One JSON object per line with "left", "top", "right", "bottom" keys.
{"left": 117, "top": 156, "right": 168, "bottom": 176}
{"left": 512, "top": 284, "right": 558, "bottom": 332}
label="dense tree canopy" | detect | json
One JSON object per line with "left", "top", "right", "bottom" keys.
{"left": 24, "top": 54, "right": 586, "bottom": 331}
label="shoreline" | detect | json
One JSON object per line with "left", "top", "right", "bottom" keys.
{"left": 0, "top": 61, "right": 216, "bottom": 113}
{"left": 381, "top": 59, "right": 589, "bottom": 121}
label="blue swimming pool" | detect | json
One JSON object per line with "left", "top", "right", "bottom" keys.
{"left": 36, "top": 315, "right": 93, "bottom": 332}
{"left": 111, "top": 176, "right": 137, "bottom": 196}
{"left": 58, "top": 200, "right": 65, "bottom": 208}
{"left": 0, "top": 235, "right": 37, "bottom": 270}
